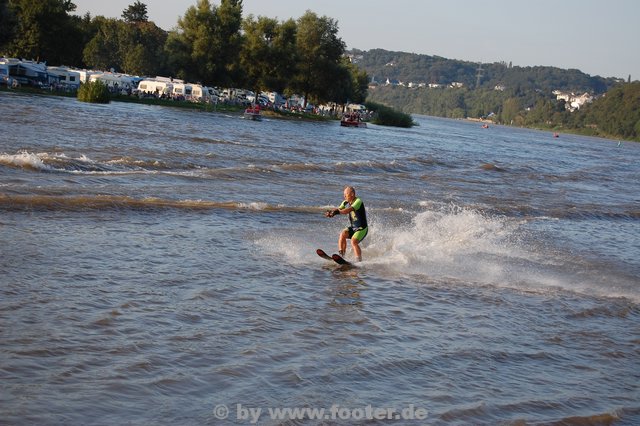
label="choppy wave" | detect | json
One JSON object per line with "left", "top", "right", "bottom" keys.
{"left": 0, "top": 151, "right": 170, "bottom": 174}
{"left": 0, "top": 150, "right": 459, "bottom": 182}
{"left": 0, "top": 193, "right": 319, "bottom": 213}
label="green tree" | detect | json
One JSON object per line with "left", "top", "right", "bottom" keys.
{"left": 120, "top": 21, "right": 167, "bottom": 75}
{"left": 166, "top": 0, "right": 217, "bottom": 83}
{"left": 215, "top": 0, "right": 243, "bottom": 85}
{"left": 269, "top": 18, "right": 297, "bottom": 93}
{"left": 324, "top": 60, "right": 352, "bottom": 105}
{"left": 0, "top": 0, "right": 18, "bottom": 52}
{"left": 82, "top": 17, "right": 122, "bottom": 71}
{"left": 83, "top": 16, "right": 166, "bottom": 75}
{"left": 165, "top": 0, "right": 243, "bottom": 86}
{"left": 5, "top": 0, "right": 84, "bottom": 65}
{"left": 323, "top": 59, "right": 370, "bottom": 106}
{"left": 347, "top": 59, "right": 369, "bottom": 104}
{"left": 291, "top": 10, "right": 345, "bottom": 106}
{"left": 239, "top": 15, "right": 297, "bottom": 95}
{"left": 581, "top": 82, "right": 640, "bottom": 139}
{"left": 122, "top": 0, "right": 148, "bottom": 23}
{"left": 501, "top": 97, "right": 520, "bottom": 124}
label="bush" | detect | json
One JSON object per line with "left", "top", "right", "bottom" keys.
{"left": 77, "top": 81, "right": 110, "bottom": 103}
{"left": 365, "top": 101, "right": 415, "bottom": 127}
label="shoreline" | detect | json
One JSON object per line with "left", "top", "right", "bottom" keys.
{"left": 463, "top": 117, "right": 631, "bottom": 143}
{"left": 0, "top": 86, "right": 333, "bottom": 122}
{"left": 2, "top": 86, "right": 633, "bottom": 141}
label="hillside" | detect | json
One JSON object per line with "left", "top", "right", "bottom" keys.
{"left": 350, "top": 48, "right": 620, "bottom": 95}
{"left": 351, "top": 49, "right": 639, "bottom": 141}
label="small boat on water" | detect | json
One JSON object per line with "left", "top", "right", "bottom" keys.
{"left": 243, "top": 106, "right": 262, "bottom": 121}
{"left": 340, "top": 113, "right": 367, "bottom": 128}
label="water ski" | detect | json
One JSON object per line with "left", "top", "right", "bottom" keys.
{"left": 316, "top": 249, "right": 353, "bottom": 266}
{"left": 316, "top": 248, "right": 333, "bottom": 261}
{"left": 331, "top": 253, "right": 351, "bottom": 265}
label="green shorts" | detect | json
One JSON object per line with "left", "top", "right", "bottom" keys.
{"left": 345, "top": 226, "right": 368, "bottom": 242}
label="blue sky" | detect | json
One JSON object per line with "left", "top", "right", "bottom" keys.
{"left": 72, "top": 0, "right": 639, "bottom": 79}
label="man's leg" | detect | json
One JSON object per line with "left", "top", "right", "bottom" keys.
{"left": 338, "top": 229, "right": 348, "bottom": 256}
{"left": 351, "top": 238, "right": 361, "bottom": 262}
{"left": 350, "top": 228, "right": 367, "bottom": 262}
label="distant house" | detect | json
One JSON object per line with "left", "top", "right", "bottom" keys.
{"left": 346, "top": 53, "right": 363, "bottom": 64}
{"left": 385, "top": 78, "right": 401, "bottom": 86}
{"left": 554, "top": 90, "right": 593, "bottom": 112}
{"left": 494, "top": 84, "right": 506, "bottom": 91}
{"left": 450, "top": 82, "right": 464, "bottom": 88}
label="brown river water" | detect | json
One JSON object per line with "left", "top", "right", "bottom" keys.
{"left": 1, "top": 91, "right": 639, "bottom": 425}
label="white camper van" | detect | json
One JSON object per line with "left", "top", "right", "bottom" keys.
{"left": 137, "top": 79, "right": 173, "bottom": 96}
{"left": 189, "top": 84, "right": 220, "bottom": 102}
{"left": 47, "top": 66, "right": 81, "bottom": 88}
{"left": 0, "top": 61, "right": 8, "bottom": 85}
{"left": 171, "top": 83, "right": 193, "bottom": 100}
{"left": 89, "top": 72, "right": 136, "bottom": 92}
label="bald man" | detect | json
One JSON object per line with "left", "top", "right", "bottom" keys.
{"left": 325, "top": 186, "right": 369, "bottom": 262}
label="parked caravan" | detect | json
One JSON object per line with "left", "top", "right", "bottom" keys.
{"left": 136, "top": 79, "right": 173, "bottom": 96}
{"left": 89, "top": 72, "right": 136, "bottom": 92}
{"left": 47, "top": 66, "right": 81, "bottom": 88}
{"left": 74, "top": 69, "right": 97, "bottom": 83}
{"left": 5, "top": 59, "right": 48, "bottom": 86}
{"left": 189, "top": 84, "right": 218, "bottom": 102}
{"left": 172, "top": 83, "right": 193, "bottom": 100}
{"left": 267, "top": 91, "right": 286, "bottom": 106}
{"left": 0, "top": 61, "right": 8, "bottom": 85}
{"left": 205, "top": 86, "right": 220, "bottom": 102}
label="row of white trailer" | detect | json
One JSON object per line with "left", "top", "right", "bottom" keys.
{"left": 1, "top": 59, "right": 366, "bottom": 111}
{"left": 0, "top": 59, "right": 219, "bottom": 102}
{"left": 0, "top": 59, "right": 287, "bottom": 104}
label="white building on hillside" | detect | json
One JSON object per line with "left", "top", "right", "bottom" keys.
{"left": 553, "top": 90, "right": 593, "bottom": 112}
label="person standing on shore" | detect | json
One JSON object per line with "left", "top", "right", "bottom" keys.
{"left": 325, "top": 186, "right": 368, "bottom": 262}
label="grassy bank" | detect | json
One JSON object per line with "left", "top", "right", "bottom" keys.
{"left": 365, "top": 101, "right": 416, "bottom": 127}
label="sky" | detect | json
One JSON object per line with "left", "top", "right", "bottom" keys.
{"left": 72, "top": 0, "right": 640, "bottom": 79}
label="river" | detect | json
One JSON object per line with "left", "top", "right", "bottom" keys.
{"left": 1, "top": 91, "right": 639, "bottom": 425}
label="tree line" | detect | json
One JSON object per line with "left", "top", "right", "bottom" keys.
{"left": 355, "top": 48, "right": 623, "bottom": 95}
{"left": 367, "top": 82, "right": 640, "bottom": 141}
{"left": 0, "top": 0, "right": 368, "bottom": 106}
{"left": 357, "top": 48, "right": 638, "bottom": 141}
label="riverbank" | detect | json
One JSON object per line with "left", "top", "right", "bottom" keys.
{"left": 12, "top": 86, "right": 627, "bottom": 136}
{"left": 0, "top": 85, "right": 335, "bottom": 122}
{"left": 465, "top": 116, "right": 633, "bottom": 143}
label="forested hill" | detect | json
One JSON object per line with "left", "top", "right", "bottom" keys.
{"left": 350, "top": 48, "right": 621, "bottom": 94}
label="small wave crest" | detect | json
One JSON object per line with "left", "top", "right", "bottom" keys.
{"left": 0, "top": 151, "right": 50, "bottom": 171}
{"left": 0, "top": 193, "right": 320, "bottom": 214}
{"left": 0, "top": 151, "right": 193, "bottom": 175}
{"left": 0, "top": 151, "right": 162, "bottom": 174}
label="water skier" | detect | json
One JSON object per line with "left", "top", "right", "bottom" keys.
{"left": 325, "top": 186, "right": 368, "bottom": 262}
